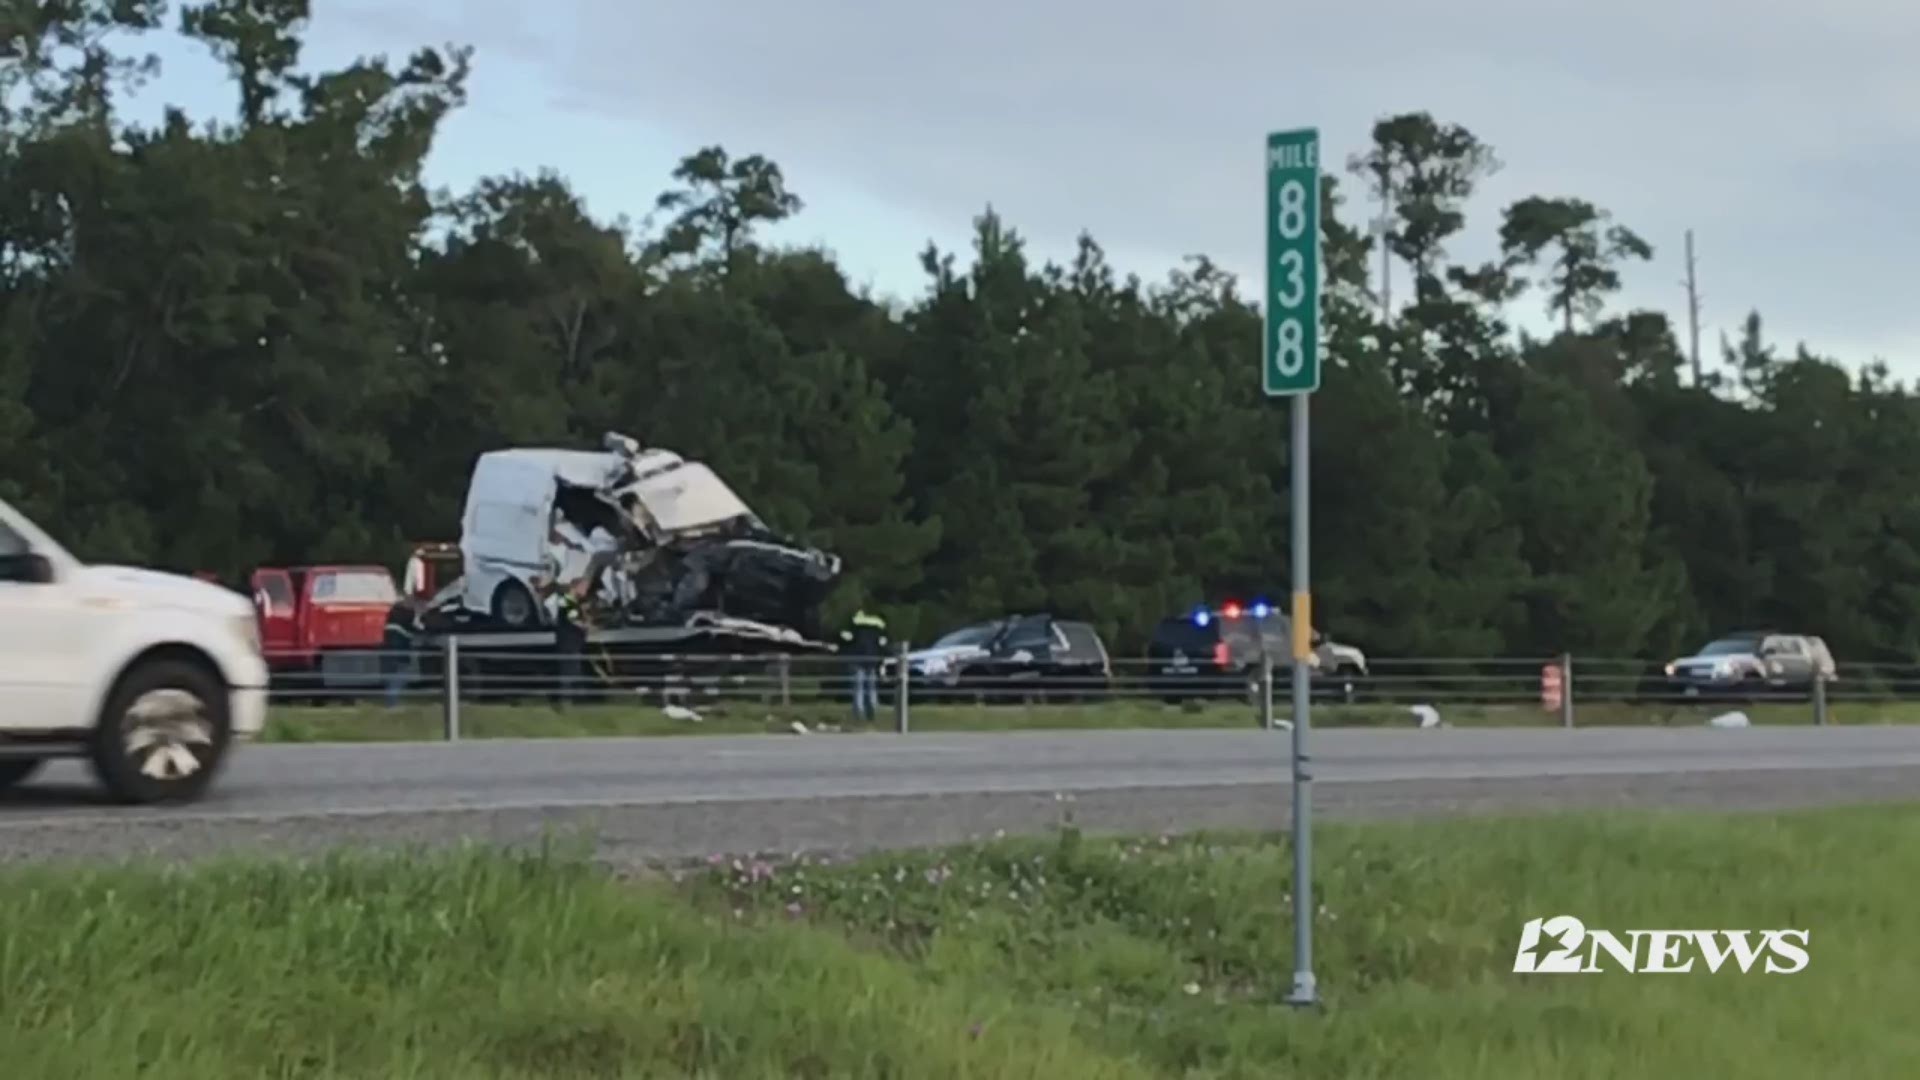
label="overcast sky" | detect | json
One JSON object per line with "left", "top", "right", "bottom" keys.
{"left": 129, "top": 1, "right": 1920, "bottom": 375}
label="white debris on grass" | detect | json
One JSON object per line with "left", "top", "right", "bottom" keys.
{"left": 1409, "top": 703, "right": 1443, "bottom": 729}
{"left": 1707, "top": 710, "right": 1751, "bottom": 729}
{"left": 662, "top": 703, "right": 703, "bottom": 724}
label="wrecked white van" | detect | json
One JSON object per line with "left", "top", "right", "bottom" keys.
{"left": 453, "top": 433, "right": 842, "bottom": 638}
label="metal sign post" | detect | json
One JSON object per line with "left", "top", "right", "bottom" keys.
{"left": 1265, "top": 126, "right": 1321, "bottom": 1009}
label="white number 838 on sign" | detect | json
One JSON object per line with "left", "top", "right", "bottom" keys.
{"left": 1270, "top": 177, "right": 1310, "bottom": 378}
{"left": 1274, "top": 178, "right": 1308, "bottom": 239}
{"left": 1272, "top": 179, "right": 1308, "bottom": 309}
{"left": 1273, "top": 249, "right": 1305, "bottom": 309}
{"left": 1272, "top": 318, "right": 1305, "bottom": 376}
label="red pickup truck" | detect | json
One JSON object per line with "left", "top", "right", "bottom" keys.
{"left": 250, "top": 564, "right": 399, "bottom": 686}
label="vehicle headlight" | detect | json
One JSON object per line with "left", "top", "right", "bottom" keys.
{"left": 233, "top": 613, "right": 262, "bottom": 655}
{"left": 1663, "top": 662, "right": 1676, "bottom": 677}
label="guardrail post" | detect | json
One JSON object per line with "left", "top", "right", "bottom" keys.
{"left": 894, "top": 641, "right": 910, "bottom": 734}
{"left": 1260, "top": 654, "right": 1275, "bottom": 730}
{"left": 778, "top": 653, "right": 792, "bottom": 707}
{"left": 442, "top": 636, "right": 461, "bottom": 742}
{"left": 1812, "top": 673, "right": 1828, "bottom": 727}
{"left": 1559, "top": 653, "right": 1575, "bottom": 729}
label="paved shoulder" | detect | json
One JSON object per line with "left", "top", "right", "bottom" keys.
{"left": 2, "top": 727, "right": 1916, "bottom": 864}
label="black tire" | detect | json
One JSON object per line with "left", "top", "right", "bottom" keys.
{"left": 1329, "top": 668, "right": 1359, "bottom": 704}
{"left": 0, "top": 758, "right": 43, "bottom": 789}
{"left": 491, "top": 580, "right": 541, "bottom": 628}
{"left": 89, "top": 659, "right": 233, "bottom": 806}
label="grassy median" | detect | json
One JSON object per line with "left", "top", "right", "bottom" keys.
{"left": 4, "top": 804, "right": 1918, "bottom": 1077}
{"left": 260, "top": 694, "right": 1913, "bottom": 742}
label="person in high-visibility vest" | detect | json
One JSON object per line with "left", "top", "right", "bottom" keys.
{"left": 839, "top": 609, "right": 889, "bottom": 724}
{"left": 531, "top": 523, "right": 592, "bottom": 708}
{"left": 540, "top": 580, "right": 588, "bottom": 707}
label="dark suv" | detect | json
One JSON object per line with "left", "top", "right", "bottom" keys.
{"left": 897, "top": 613, "right": 1113, "bottom": 701}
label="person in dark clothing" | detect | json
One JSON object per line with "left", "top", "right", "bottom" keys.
{"left": 544, "top": 581, "right": 588, "bottom": 707}
{"left": 839, "top": 609, "right": 889, "bottom": 724}
{"left": 530, "top": 522, "right": 593, "bottom": 707}
{"left": 382, "top": 597, "right": 423, "bottom": 708}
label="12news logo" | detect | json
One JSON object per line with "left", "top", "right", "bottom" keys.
{"left": 1513, "top": 916, "right": 1810, "bottom": 975}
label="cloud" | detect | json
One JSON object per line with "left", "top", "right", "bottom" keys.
{"left": 334, "top": 0, "right": 1920, "bottom": 366}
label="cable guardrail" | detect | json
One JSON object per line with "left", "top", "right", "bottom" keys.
{"left": 254, "top": 644, "right": 1908, "bottom": 739}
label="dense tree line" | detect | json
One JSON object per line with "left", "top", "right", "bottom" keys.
{"left": 5, "top": 3, "right": 1916, "bottom": 661}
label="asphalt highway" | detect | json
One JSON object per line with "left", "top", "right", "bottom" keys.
{"left": 2, "top": 726, "right": 1918, "bottom": 865}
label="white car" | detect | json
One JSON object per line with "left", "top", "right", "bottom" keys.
{"left": 0, "top": 497, "right": 268, "bottom": 804}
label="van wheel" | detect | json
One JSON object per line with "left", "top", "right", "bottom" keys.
{"left": 0, "top": 759, "right": 43, "bottom": 789}
{"left": 90, "top": 659, "right": 232, "bottom": 805}
{"left": 492, "top": 580, "right": 540, "bottom": 628}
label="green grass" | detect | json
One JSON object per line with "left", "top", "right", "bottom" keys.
{"left": 6, "top": 805, "right": 1920, "bottom": 1077}
{"left": 260, "top": 694, "right": 1916, "bottom": 742}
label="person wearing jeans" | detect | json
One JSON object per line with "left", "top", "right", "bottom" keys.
{"left": 851, "top": 663, "right": 879, "bottom": 723}
{"left": 839, "top": 609, "right": 889, "bottom": 725}
{"left": 534, "top": 580, "right": 588, "bottom": 708}
{"left": 382, "top": 598, "right": 422, "bottom": 708}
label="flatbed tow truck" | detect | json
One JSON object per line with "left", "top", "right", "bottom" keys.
{"left": 376, "top": 434, "right": 849, "bottom": 705}
{"left": 400, "top": 610, "right": 833, "bottom": 705}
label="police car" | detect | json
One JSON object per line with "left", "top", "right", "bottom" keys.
{"left": 1145, "top": 601, "right": 1367, "bottom": 703}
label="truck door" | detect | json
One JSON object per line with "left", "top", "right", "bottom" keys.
{"left": 1767, "top": 636, "right": 1814, "bottom": 685}
{"left": 251, "top": 569, "right": 299, "bottom": 664}
{"left": 0, "top": 516, "right": 97, "bottom": 729}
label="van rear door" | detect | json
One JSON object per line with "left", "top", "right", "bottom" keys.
{"left": 463, "top": 453, "right": 561, "bottom": 569}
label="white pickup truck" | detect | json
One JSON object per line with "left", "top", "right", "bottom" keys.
{"left": 0, "top": 497, "right": 268, "bottom": 804}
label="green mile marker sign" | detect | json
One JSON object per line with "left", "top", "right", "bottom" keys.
{"left": 1264, "top": 128, "right": 1321, "bottom": 396}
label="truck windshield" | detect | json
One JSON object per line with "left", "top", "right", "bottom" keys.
{"left": 1697, "top": 636, "right": 1761, "bottom": 657}
{"left": 311, "top": 571, "right": 397, "bottom": 603}
{"left": 0, "top": 499, "right": 72, "bottom": 563}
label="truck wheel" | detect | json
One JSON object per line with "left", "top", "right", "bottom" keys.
{"left": 492, "top": 580, "right": 540, "bottom": 628}
{"left": 0, "top": 759, "right": 43, "bottom": 789}
{"left": 1341, "top": 666, "right": 1365, "bottom": 703}
{"left": 89, "top": 659, "right": 232, "bottom": 805}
